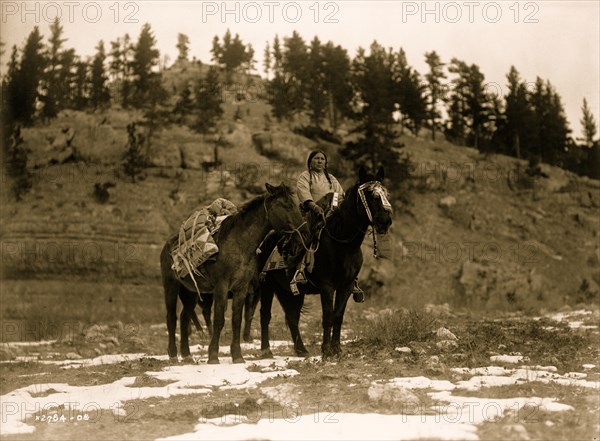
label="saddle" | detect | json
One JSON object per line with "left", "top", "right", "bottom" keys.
{"left": 170, "top": 198, "right": 237, "bottom": 278}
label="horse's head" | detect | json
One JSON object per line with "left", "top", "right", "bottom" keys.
{"left": 357, "top": 166, "right": 393, "bottom": 234}
{"left": 264, "top": 183, "right": 306, "bottom": 235}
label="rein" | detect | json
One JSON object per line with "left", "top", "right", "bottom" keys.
{"left": 263, "top": 195, "right": 308, "bottom": 245}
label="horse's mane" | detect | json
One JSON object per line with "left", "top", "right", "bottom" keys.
{"left": 323, "top": 181, "right": 361, "bottom": 233}
{"left": 217, "top": 185, "right": 293, "bottom": 239}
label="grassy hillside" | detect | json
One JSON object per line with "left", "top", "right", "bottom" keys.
{"left": 1, "top": 92, "right": 599, "bottom": 329}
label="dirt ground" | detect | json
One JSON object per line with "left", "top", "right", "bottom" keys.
{"left": 1, "top": 299, "right": 598, "bottom": 441}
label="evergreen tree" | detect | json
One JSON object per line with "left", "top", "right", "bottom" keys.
{"left": 6, "top": 125, "right": 32, "bottom": 201}
{"left": 446, "top": 58, "right": 494, "bottom": 149}
{"left": 396, "top": 54, "right": 427, "bottom": 137}
{"left": 268, "top": 73, "right": 294, "bottom": 122}
{"left": 580, "top": 98, "right": 598, "bottom": 148}
{"left": 13, "top": 27, "right": 46, "bottom": 124}
{"left": 211, "top": 30, "right": 254, "bottom": 80}
{"left": 321, "top": 42, "right": 352, "bottom": 130}
{"left": 306, "top": 36, "right": 327, "bottom": 127}
{"left": 263, "top": 41, "right": 271, "bottom": 79}
{"left": 109, "top": 34, "right": 134, "bottom": 107}
{"left": 89, "top": 40, "right": 110, "bottom": 109}
{"left": 59, "top": 49, "right": 77, "bottom": 108}
{"left": 494, "top": 66, "right": 536, "bottom": 158}
{"left": 193, "top": 67, "right": 223, "bottom": 134}
{"left": 343, "top": 42, "right": 402, "bottom": 175}
{"left": 281, "top": 31, "right": 309, "bottom": 116}
{"left": 71, "top": 59, "right": 89, "bottom": 109}
{"left": 173, "top": 82, "right": 193, "bottom": 121}
{"left": 4, "top": 45, "right": 20, "bottom": 123}
{"left": 530, "top": 78, "right": 571, "bottom": 164}
{"left": 131, "top": 24, "right": 163, "bottom": 107}
{"left": 122, "top": 122, "right": 147, "bottom": 182}
{"left": 272, "top": 35, "right": 283, "bottom": 76}
{"left": 41, "top": 18, "right": 66, "bottom": 118}
{"left": 424, "top": 51, "right": 446, "bottom": 140}
{"left": 176, "top": 33, "right": 190, "bottom": 62}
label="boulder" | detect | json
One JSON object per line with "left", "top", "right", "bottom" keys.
{"left": 439, "top": 196, "right": 457, "bottom": 208}
{"left": 367, "top": 382, "right": 420, "bottom": 406}
{"left": 180, "top": 142, "right": 214, "bottom": 169}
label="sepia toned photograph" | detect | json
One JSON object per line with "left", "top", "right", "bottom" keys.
{"left": 0, "top": 1, "right": 598, "bottom": 439}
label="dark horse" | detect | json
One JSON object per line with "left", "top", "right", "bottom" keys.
{"left": 160, "top": 183, "right": 307, "bottom": 364}
{"left": 258, "top": 166, "right": 393, "bottom": 359}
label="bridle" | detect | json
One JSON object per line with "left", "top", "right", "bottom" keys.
{"left": 263, "top": 195, "right": 308, "bottom": 246}
{"left": 327, "top": 180, "right": 392, "bottom": 257}
{"left": 357, "top": 181, "right": 393, "bottom": 223}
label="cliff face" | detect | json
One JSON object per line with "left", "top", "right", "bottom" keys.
{"left": 1, "top": 109, "right": 599, "bottom": 317}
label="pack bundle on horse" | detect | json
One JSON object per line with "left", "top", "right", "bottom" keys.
{"left": 160, "top": 183, "right": 307, "bottom": 364}
{"left": 257, "top": 166, "right": 393, "bottom": 359}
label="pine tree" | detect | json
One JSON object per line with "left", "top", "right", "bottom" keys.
{"left": 306, "top": 36, "right": 326, "bottom": 127}
{"left": 122, "top": 122, "right": 147, "bottom": 182}
{"left": 344, "top": 42, "right": 402, "bottom": 174}
{"left": 401, "top": 67, "right": 428, "bottom": 136}
{"left": 530, "top": 78, "right": 571, "bottom": 164}
{"left": 263, "top": 41, "right": 271, "bottom": 79}
{"left": 495, "top": 66, "right": 536, "bottom": 158}
{"left": 72, "top": 59, "right": 89, "bottom": 109}
{"left": 41, "top": 18, "right": 66, "bottom": 119}
{"left": 321, "top": 42, "right": 352, "bottom": 130}
{"left": 446, "top": 58, "right": 494, "bottom": 149}
{"left": 272, "top": 35, "right": 282, "bottom": 76}
{"left": 89, "top": 40, "right": 110, "bottom": 109}
{"left": 176, "top": 33, "right": 190, "bottom": 63}
{"left": 4, "top": 45, "right": 20, "bottom": 123}
{"left": 131, "top": 24, "right": 163, "bottom": 107}
{"left": 211, "top": 30, "right": 254, "bottom": 80}
{"left": 6, "top": 125, "right": 32, "bottom": 200}
{"left": 173, "top": 82, "right": 193, "bottom": 122}
{"left": 14, "top": 27, "right": 46, "bottom": 124}
{"left": 580, "top": 98, "right": 598, "bottom": 148}
{"left": 193, "top": 67, "right": 223, "bottom": 134}
{"left": 424, "top": 51, "right": 446, "bottom": 140}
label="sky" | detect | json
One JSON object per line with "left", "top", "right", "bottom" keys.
{"left": 1, "top": 0, "right": 599, "bottom": 139}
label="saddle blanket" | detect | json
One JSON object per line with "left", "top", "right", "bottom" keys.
{"left": 262, "top": 247, "right": 288, "bottom": 272}
{"left": 171, "top": 198, "right": 237, "bottom": 278}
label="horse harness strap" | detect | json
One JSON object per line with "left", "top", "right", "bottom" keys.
{"left": 357, "top": 180, "right": 392, "bottom": 259}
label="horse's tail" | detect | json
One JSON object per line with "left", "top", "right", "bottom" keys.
{"left": 186, "top": 305, "right": 203, "bottom": 333}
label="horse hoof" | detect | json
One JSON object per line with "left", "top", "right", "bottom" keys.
{"left": 169, "top": 356, "right": 179, "bottom": 363}
{"left": 182, "top": 356, "right": 194, "bottom": 364}
{"left": 295, "top": 349, "right": 310, "bottom": 357}
{"left": 261, "top": 349, "right": 274, "bottom": 359}
{"left": 232, "top": 357, "right": 245, "bottom": 364}
{"left": 207, "top": 358, "right": 220, "bottom": 364}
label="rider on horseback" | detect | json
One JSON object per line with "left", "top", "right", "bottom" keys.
{"left": 294, "top": 149, "right": 366, "bottom": 303}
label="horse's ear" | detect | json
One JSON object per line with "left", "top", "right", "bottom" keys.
{"left": 359, "top": 165, "right": 368, "bottom": 183}
{"left": 265, "top": 183, "right": 275, "bottom": 194}
{"left": 376, "top": 166, "right": 385, "bottom": 182}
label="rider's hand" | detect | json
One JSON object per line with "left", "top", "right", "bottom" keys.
{"left": 311, "top": 203, "right": 324, "bottom": 216}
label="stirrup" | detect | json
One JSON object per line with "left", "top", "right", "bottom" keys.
{"left": 352, "top": 284, "right": 365, "bottom": 303}
{"left": 292, "top": 269, "right": 307, "bottom": 285}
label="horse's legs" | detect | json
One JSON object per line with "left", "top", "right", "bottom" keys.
{"left": 179, "top": 289, "right": 198, "bottom": 361}
{"left": 331, "top": 282, "right": 354, "bottom": 357}
{"left": 230, "top": 290, "right": 247, "bottom": 363}
{"left": 259, "top": 278, "right": 275, "bottom": 359}
{"left": 280, "top": 291, "right": 308, "bottom": 357}
{"left": 207, "top": 285, "right": 227, "bottom": 364}
{"left": 320, "top": 286, "right": 336, "bottom": 359}
{"left": 199, "top": 294, "right": 213, "bottom": 337}
{"left": 164, "top": 278, "right": 180, "bottom": 360}
{"left": 243, "top": 287, "right": 260, "bottom": 342}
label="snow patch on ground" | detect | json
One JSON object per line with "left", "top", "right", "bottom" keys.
{"left": 0, "top": 355, "right": 300, "bottom": 436}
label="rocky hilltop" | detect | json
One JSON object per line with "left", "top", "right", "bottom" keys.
{"left": 1, "top": 105, "right": 598, "bottom": 324}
